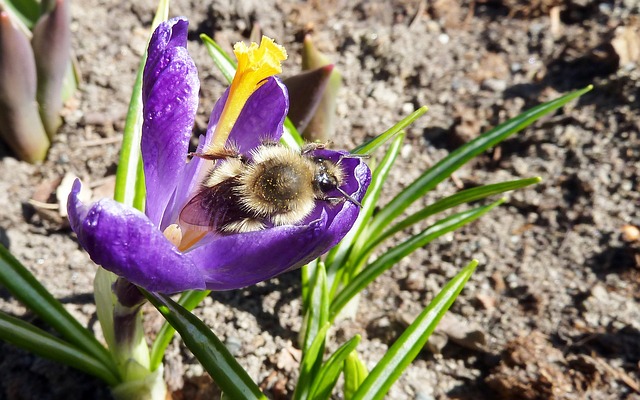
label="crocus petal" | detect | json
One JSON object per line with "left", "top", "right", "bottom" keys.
{"left": 168, "top": 77, "right": 288, "bottom": 224}
{"left": 68, "top": 180, "right": 206, "bottom": 293}
{"left": 187, "top": 150, "right": 371, "bottom": 291}
{"left": 207, "top": 36, "right": 287, "bottom": 150}
{"left": 142, "top": 17, "right": 199, "bottom": 227}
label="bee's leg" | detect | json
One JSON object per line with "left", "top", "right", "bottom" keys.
{"left": 318, "top": 189, "right": 363, "bottom": 208}
{"left": 317, "top": 196, "right": 344, "bottom": 206}
{"left": 301, "top": 141, "right": 333, "bottom": 154}
{"left": 189, "top": 147, "right": 247, "bottom": 162}
{"left": 259, "top": 138, "right": 280, "bottom": 147}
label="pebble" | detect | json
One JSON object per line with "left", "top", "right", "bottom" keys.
{"left": 481, "top": 78, "right": 508, "bottom": 92}
{"left": 225, "top": 336, "right": 243, "bottom": 357}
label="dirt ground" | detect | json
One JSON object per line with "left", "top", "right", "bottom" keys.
{"left": 1, "top": 0, "right": 639, "bottom": 399}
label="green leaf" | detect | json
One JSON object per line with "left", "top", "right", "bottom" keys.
{"left": 351, "top": 107, "right": 427, "bottom": 155}
{"left": 308, "top": 335, "right": 361, "bottom": 400}
{"left": 300, "top": 262, "right": 329, "bottom": 353}
{"left": 351, "top": 260, "right": 478, "bottom": 400}
{"left": 143, "top": 291, "right": 266, "bottom": 400}
{"left": 114, "top": 0, "right": 169, "bottom": 208}
{"left": 293, "top": 323, "right": 331, "bottom": 400}
{"left": 149, "top": 289, "right": 210, "bottom": 371}
{"left": 1, "top": 0, "right": 41, "bottom": 29}
{"left": 326, "top": 133, "right": 404, "bottom": 295}
{"left": 201, "top": 34, "right": 236, "bottom": 84}
{"left": 359, "top": 177, "right": 541, "bottom": 261}
{"left": 0, "top": 244, "right": 117, "bottom": 377}
{"left": 331, "top": 199, "right": 504, "bottom": 319}
{"left": 0, "top": 311, "right": 119, "bottom": 386}
{"left": 343, "top": 352, "right": 368, "bottom": 400}
{"left": 365, "top": 85, "right": 592, "bottom": 239}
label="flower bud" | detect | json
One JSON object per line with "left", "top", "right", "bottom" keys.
{"left": 32, "top": 0, "right": 71, "bottom": 138}
{"left": 0, "top": 12, "right": 49, "bottom": 163}
{"left": 301, "top": 35, "right": 342, "bottom": 142}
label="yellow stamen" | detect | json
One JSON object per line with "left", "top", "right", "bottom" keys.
{"left": 206, "top": 36, "right": 287, "bottom": 153}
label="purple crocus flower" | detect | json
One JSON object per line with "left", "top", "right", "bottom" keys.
{"left": 68, "top": 17, "right": 371, "bottom": 293}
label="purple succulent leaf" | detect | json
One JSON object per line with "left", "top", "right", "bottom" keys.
{"left": 0, "top": 12, "right": 50, "bottom": 163}
{"left": 142, "top": 17, "right": 199, "bottom": 228}
{"left": 31, "top": 0, "right": 71, "bottom": 138}
{"left": 68, "top": 180, "right": 207, "bottom": 293}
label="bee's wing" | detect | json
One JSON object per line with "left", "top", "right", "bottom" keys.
{"left": 179, "top": 179, "right": 250, "bottom": 232}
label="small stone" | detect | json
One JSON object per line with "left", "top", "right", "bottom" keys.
{"left": 404, "top": 270, "right": 426, "bottom": 291}
{"left": 224, "top": 336, "right": 243, "bottom": 357}
{"left": 621, "top": 225, "right": 640, "bottom": 242}
{"left": 481, "top": 78, "right": 508, "bottom": 92}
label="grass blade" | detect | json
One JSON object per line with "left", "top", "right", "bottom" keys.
{"left": 351, "top": 260, "right": 478, "bottom": 400}
{"left": 343, "top": 352, "right": 368, "bottom": 400}
{"left": 300, "top": 262, "right": 329, "bottom": 353}
{"left": 0, "top": 311, "right": 119, "bottom": 386}
{"left": 326, "top": 133, "right": 404, "bottom": 295}
{"left": 352, "top": 107, "right": 427, "bottom": 155}
{"left": 201, "top": 34, "right": 236, "bottom": 84}
{"left": 144, "top": 291, "right": 266, "bottom": 400}
{"left": 149, "top": 289, "right": 210, "bottom": 371}
{"left": 0, "top": 245, "right": 117, "bottom": 376}
{"left": 293, "top": 323, "right": 331, "bottom": 400}
{"left": 365, "top": 85, "right": 593, "bottom": 239}
{"left": 359, "top": 177, "right": 541, "bottom": 259}
{"left": 331, "top": 200, "right": 504, "bottom": 318}
{"left": 308, "top": 335, "right": 361, "bottom": 400}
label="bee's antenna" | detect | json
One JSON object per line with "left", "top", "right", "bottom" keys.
{"left": 336, "top": 187, "right": 363, "bottom": 207}
{"left": 336, "top": 153, "right": 371, "bottom": 166}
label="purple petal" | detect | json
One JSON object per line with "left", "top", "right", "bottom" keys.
{"left": 68, "top": 180, "right": 206, "bottom": 293}
{"left": 188, "top": 152, "right": 371, "bottom": 291}
{"left": 227, "top": 77, "right": 289, "bottom": 153}
{"left": 168, "top": 77, "right": 288, "bottom": 225}
{"left": 142, "top": 17, "right": 199, "bottom": 228}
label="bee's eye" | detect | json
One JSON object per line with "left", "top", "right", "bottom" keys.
{"left": 316, "top": 172, "right": 338, "bottom": 193}
{"left": 314, "top": 157, "right": 325, "bottom": 164}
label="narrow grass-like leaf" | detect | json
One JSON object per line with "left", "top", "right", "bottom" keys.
{"left": 150, "top": 289, "right": 210, "bottom": 371}
{"left": 300, "top": 259, "right": 316, "bottom": 314}
{"left": 293, "top": 323, "right": 331, "bottom": 400}
{"left": 358, "top": 177, "right": 541, "bottom": 261}
{"left": 114, "top": 0, "right": 169, "bottom": 208}
{"left": 331, "top": 200, "right": 504, "bottom": 318}
{"left": 308, "top": 335, "right": 361, "bottom": 400}
{"left": 365, "top": 85, "right": 592, "bottom": 239}
{"left": 0, "top": 311, "right": 120, "bottom": 386}
{"left": 300, "top": 262, "right": 329, "bottom": 354}
{"left": 351, "top": 107, "right": 427, "bottom": 155}
{"left": 343, "top": 352, "right": 368, "bottom": 400}
{"left": 326, "top": 133, "right": 404, "bottom": 296}
{"left": 0, "top": 245, "right": 117, "bottom": 376}
{"left": 200, "top": 34, "right": 304, "bottom": 147}
{"left": 351, "top": 260, "right": 478, "bottom": 400}
{"left": 144, "top": 291, "right": 266, "bottom": 400}
{"left": 201, "top": 34, "right": 236, "bottom": 84}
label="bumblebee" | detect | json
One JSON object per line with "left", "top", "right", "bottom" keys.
{"left": 180, "top": 143, "right": 361, "bottom": 234}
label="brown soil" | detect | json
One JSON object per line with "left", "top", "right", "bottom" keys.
{"left": 1, "top": 0, "right": 639, "bottom": 399}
